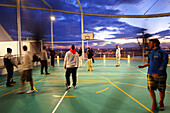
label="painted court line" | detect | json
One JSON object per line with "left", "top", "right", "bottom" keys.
{"left": 52, "top": 72, "right": 80, "bottom": 113}
{"left": 83, "top": 61, "right": 87, "bottom": 66}
{"left": 0, "top": 77, "right": 50, "bottom": 98}
{"left": 53, "top": 95, "right": 75, "bottom": 97}
{"left": 96, "top": 87, "right": 109, "bottom": 93}
{"left": 99, "top": 75, "right": 154, "bottom": 113}
{"left": 88, "top": 67, "right": 153, "bottom": 113}
{"left": 52, "top": 83, "right": 73, "bottom": 113}
{"left": 123, "top": 63, "right": 146, "bottom": 75}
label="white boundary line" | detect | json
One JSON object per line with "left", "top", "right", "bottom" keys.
{"left": 52, "top": 82, "right": 73, "bottom": 113}
{"left": 52, "top": 70, "right": 80, "bottom": 113}
{"left": 83, "top": 61, "right": 87, "bottom": 66}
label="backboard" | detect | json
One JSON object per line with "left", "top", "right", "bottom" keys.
{"left": 81, "top": 33, "right": 94, "bottom": 40}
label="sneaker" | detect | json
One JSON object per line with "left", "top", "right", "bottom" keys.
{"left": 45, "top": 73, "right": 50, "bottom": 75}
{"left": 11, "top": 81, "right": 16, "bottom": 84}
{"left": 41, "top": 73, "right": 44, "bottom": 75}
{"left": 91, "top": 69, "right": 94, "bottom": 71}
{"left": 88, "top": 70, "right": 90, "bottom": 71}
{"left": 17, "top": 90, "right": 25, "bottom": 94}
{"left": 66, "top": 86, "right": 71, "bottom": 91}
{"left": 26, "top": 90, "right": 35, "bottom": 94}
{"left": 6, "top": 84, "right": 13, "bottom": 87}
{"left": 159, "top": 101, "right": 165, "bottom": 110}
{"left": 116, "top": 65, "right": 120, "bottom": 67}
{"left": 73, "top": 86, "right": 76, "bottom": 89}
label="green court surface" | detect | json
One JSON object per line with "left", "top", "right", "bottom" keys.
{"left": 0, "top": 59, "right": 170, "bottom": 113}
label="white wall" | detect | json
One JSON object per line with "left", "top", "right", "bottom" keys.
{"left": 0, "top": 40, "right": 42, "bottom": 75}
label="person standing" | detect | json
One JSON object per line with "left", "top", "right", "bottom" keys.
{"left": 115, "top": 45, "right": 121, "bottom": 67}
{"left": 91, "top": 48, "right": 95, "bottom": 63}
{"left": 40, "top": 46, "right": 50, "bottom": 75}
{"left": 4, "top": 48, "right": 18, "bottom": 87}
{"left": 86, "top": 47, "right": 94, "bottom": 71}
{"left": 32, "top": 53, "right": 39, "bottom": 66}
{"left": 18, "top": 45, "right": 34, "bottom": 93}
{"left": 78, "top": 47, "right": 82, "bottom": 67}
{"left": 138, "top": 39, "right": 168, "bottom": 111}
{"left": 64, "top": 45, "right": 79, "bottom": 90}
{"left": 48, "top": 45, "right": 57, "bottom": 67}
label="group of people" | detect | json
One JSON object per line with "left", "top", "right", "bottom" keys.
{"left": 3, "top": 38, "right": 168, "bottom": 111}
{"left": 4, "top": 46, "right": 35, "bottom": 93}
{"left": 3, "top": 45, "right": 51, "bottom": 93}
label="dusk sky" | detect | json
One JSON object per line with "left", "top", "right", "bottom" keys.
{"left": 0, "top": 0, "right": 170, "bottom": 49}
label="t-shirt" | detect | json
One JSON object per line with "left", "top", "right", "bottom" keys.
{"left": 147, "top": 47, "right": 168, "bottom": 75}
{"left": 78, "top": 49, "right": 82, "bottom": 56}
{"left": 87, "top": 50, "right": 93, "bottom": 59}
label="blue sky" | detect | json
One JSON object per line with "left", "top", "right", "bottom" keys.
{"left": 0, "top": 0, "right": 169, "bottom": 49}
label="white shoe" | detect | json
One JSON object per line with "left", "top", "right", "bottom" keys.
{"left": 26, "top": 90, "right": 35, "bottom": 94}
{"left": 17, "top": 90, "right": 25, "bottom": 94}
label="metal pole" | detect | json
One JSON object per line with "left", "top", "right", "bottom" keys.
{"left": 40, "top": 40, "right": 43, "bottom": 51}
{"left": 51, "top": 11, "right": 54, "bottom": 49}
{"left": 81, "top": 12, "right": 84, "bottom": 60}
{"left": 142, "top": 32, "right": 145, "bottom": 64}
{"left": 16, "top": 0, "right": 22, "bottom": 63}
{"left": 87, "top": 40, "right": 88, "bottom": 47}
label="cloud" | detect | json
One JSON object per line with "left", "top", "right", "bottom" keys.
{"left": 0, "top": 0, "right": 169, "bottom": 48}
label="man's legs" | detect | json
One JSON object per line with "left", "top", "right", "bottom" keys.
{"left": 159, "top": 91, "right": 165, "bottom": 102}
{"left": 17, "top": 80, "right": 25, "bottom": 93}
{"left": 30, "top": 81, "right": 34, "bottom": 90}
{"left": 41, "top": 60, "right": 44, "bottom": 74}
{"left": 79, "top": 56, "right": 82, "bottom": 67}
{"left": 65, "top": 68, "right": 71, "bottom": 86}
{"left": 89, "top": 58, "right": 94, "bottom": 71}
{"left": 6, "top": 67, "right": 13, "bottom": 87}
{"left": 149, "top": 90, "right": 157, "bottom": 110}
{"left": 44, "top": 60, "right": 49, "bottom": 74}
{"left": 159, "top": 91, "right": 165, "bottom": 110}
{"left": 87, "top": 59, "right": 90, "bottom": 71}
{"left": 116, "top": 57, "right": 120, "bottom": 67}
{"left": 72, "top": 68, "right": 77, "bottom": 88}
{"left": 21, "top": 81, "right": 25, "bottom": 91}
{"left": 25, "top": 81, "right": 35, "bottom": 93}
{"left": 51, "top": 56, "right": 54, "bottom": 67}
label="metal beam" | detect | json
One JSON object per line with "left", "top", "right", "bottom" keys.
{"left": 0, "top": 4, "right": 170, "bottom": 18}
{"left": 76, "top": 0, "right": 85, "bottom": 59}
{"left": 41, "top": 0, "right": 52, "bottom": 9}
{"left": 83, "top": 12, "right": 170, "bottom": 18}
{"left": 44, "top": 40, "right": 87, "bottom": 43}
{"left": 16, "top": 0, "right": 22, "bottom": 63}
{"left": 76, "top": 0, "right": 83, "bottom": 13}
{"left": 142, "top": 32, "right": 145, "bottom": 64}
{"left": 50, "top": 11, "right": 54, "bottom": 49}
{"left": 43, "top": 37, "right": 137, "bottom": 44}
{"left": 0, "top": 4, "right": 16, "bottom": 7}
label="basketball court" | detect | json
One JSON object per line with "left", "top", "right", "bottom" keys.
{"left": 0, "top": 59, "right": 169, "bottom": 113}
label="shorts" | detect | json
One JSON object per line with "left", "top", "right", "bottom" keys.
{"left": 147, "top": 74, "right": 167, "bottom": 92}
{"left": 21, "top": 69, "right": 33, "bottom": 82}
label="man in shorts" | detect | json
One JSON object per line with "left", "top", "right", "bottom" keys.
{"left": 18, "top": 45, "right": 34, "bottom": 94}
{"left": 138, "top": 39, "right": 168, "bottom": 111}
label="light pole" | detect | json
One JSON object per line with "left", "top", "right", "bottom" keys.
{"left": 50, "top": 14, "right": 55, "bottom": 49}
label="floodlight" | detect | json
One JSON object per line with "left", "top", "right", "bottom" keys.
{"left": 50, "top": 16, "right": 55, "bottom": 21}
